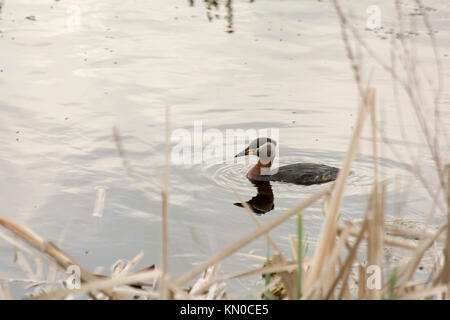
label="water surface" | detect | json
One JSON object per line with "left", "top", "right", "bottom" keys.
{"left": 0, "top": 0, "right": 449, "bottom": 297}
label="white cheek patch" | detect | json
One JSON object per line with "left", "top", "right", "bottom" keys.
{"left": 258, "top": 143, "right": 276, "bottom": 165}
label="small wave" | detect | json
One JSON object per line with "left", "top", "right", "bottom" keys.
{"left": 202, "top": 162, "right": 254, "bottom": 195}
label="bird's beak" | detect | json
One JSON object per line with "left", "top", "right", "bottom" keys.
{"left": 235, "top": 148, "right": 256, "bottom": 157}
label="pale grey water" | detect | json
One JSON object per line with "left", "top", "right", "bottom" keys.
{"left": 0, "top": 0, "right": 449, "bottom": 298}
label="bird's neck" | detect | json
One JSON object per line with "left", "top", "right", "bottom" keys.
{"left": 247, "top": 160, "right": 272, "bottom": 180}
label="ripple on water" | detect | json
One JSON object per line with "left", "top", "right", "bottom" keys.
{"left": 202, "top": 161, "right": 254, "bottom": 196}
{"left": 201, "top": 152, "right": 402, "bottom": 206}
{"left": 202, "top": 158, "right": 331, "bottom": 202}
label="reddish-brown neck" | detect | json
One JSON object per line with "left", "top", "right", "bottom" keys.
{"left": 247, "top": 160, "right": 272, "bottom": 180}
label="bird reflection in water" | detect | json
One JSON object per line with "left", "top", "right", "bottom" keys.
{"left": 234, "top": 180, "right": 275, "bottom": 215}
{"left": 188, "top": 0, "right": 246, "bottom": 34}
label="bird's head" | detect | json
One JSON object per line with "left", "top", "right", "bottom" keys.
{"left": 234, "top": 137, "right": 277, "bottom": 165}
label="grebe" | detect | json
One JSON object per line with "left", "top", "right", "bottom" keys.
{"left": 235, "top": 137, "right": 338, "bottom": 185}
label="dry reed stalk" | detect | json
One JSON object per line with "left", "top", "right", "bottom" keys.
{"left": 161, "top": 106, "right": 170, "bottom": 276}
{"left": 325, "top": 217, "right": 369, "bottom": 300}
{"left": 184, "top": 260, "right": 301, "bottom": 298}
{"left": 438, "top": 165, "right": 450, "bottom": 288}
{"left": 289, "top": 235, "right": 298, "bottom": 260}
{"left": 337, "top": 223, "right": 419, "bottom": 250}
{"left": 218, "top": 256, "right": 311, "bottom": 285}
{"left": 230, "top": 260, "right": 306, "bottom": 281}
{"left": 393, "top": 223, "right": 448, "bottom": 296}
{"left": 367, "top": 81, "right": 383, "bottom": 298}
{"left": 163, "top": 276, "right": 191, "bottom": 299}
{"left": 0, "top": 216, "right": 129, "bottom": 299}
{"left": 367, "top": 184, "right": 386, "bottom": 299}
{"left": 305, "top": 88, "right": 374, "bottom": 292}
{"left": 401, "top": 284, "right": 448, "bottom": 300}
{"left": 385, "top": 224, "right": 445, "bottom": 243}
{"left": 176, "top": 187, "right": 329, "bottom": 286}
{"left": 338, "top": 256, "right": 352, "bottom": 300}
{"left": 189, "top": 265, "right": 219, "bottom": 296}
{"left": 30, "top": 269, "right": 160, "bottom": 300}
{"left": 0, "top": 283, "right": 12, "bottom": 300}
{"left": 114, "top": 286, "right": 160, "bottom": 299}
{"left": 235, "top": 252, "right": 267, "bottom": 262}
{"left": 159, "top": 106, "right": 171, "bottom": 299}
{"left": 114, "top": 251, "right": 144, "bottom": 277}
{"left": 0, "top": 230, "right": 56, "bottom": 269}
{"left": 47, "top": 220, "right": 72, "bottom": 283}
{"left": 331, "top": 0, "right": 364, "bottom": 98}
{"left": 319, "top": 222, "right": 352, "bottom": 297}
{"left": 357, "top": 263, "right": 367, "bottom": 299}
{"left": 273, "top": 252, "right": 295, "bottom": 299}
{"left": 15, "top": 251, "right": 36, "bottom": 281}
{"left": 420, "top": 185, "right": 444, "bottom": 241}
